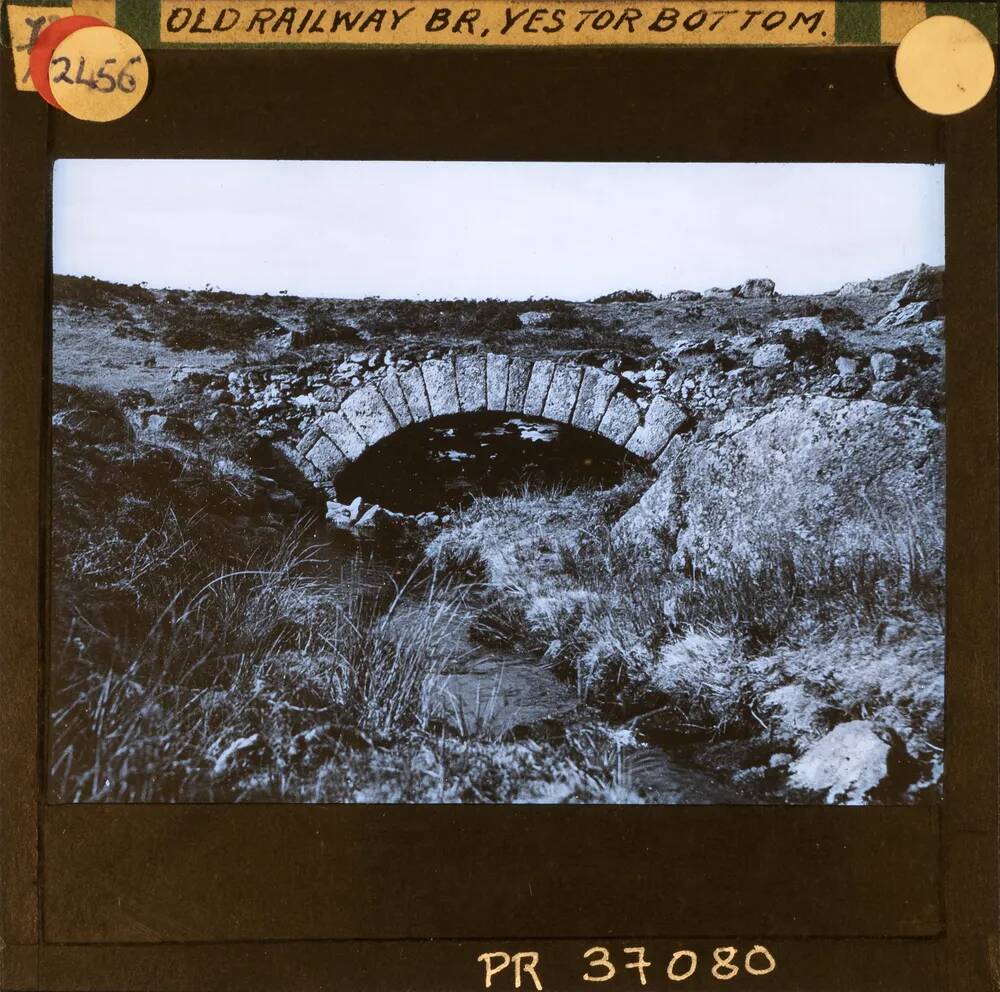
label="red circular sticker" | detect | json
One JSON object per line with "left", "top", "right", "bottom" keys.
{"left": 29, "top": 14, "right": 108, "bottom": 108}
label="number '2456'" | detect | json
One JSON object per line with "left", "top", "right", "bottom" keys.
{"left": 49, "top": 55, "right": 142, "bottom": 93}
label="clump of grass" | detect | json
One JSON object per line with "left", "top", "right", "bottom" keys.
{"left": 319, "top": 567, "right": 467, "bottom": 742}
{"left": 673, "top": 495, "right": 944, "bottom": 651}
{"left": 51, "top": 533, "right": 469, "bottom": 800}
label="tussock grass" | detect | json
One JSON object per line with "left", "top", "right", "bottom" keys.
{"left": 51, "top": 389, "right": 660, "bottom": 803}
{"left": 426, "top": 479, "right": 945, "bottom": 796}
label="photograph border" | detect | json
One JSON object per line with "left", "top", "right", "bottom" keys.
{"left": 1, "top": 41, "right": 996, "bottom": 991}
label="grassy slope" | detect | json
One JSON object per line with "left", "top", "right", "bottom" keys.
{"left": 428, "top": 480, "right": 944, "bottom": 801}
{"left": 50, "top": 270, "right": 945, "bottom": 803}
{"left": 50, "top": 387, "right": 650, "bottom": 803}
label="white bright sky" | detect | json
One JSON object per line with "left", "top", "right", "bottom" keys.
{"left": 52, "top": 160, "right": 944, "bottom": 300}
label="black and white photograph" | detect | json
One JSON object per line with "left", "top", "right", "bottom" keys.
{"left": 49, "top": 159, "right": 945, "bottom": 805}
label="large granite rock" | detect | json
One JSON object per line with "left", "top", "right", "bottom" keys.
{"left": 614, "top": 395, "right": 943, "bottom": 572}
{"left": 751, "top": 343, "right": 790, "bottom": 368}
{"left": 788, "top": 721, "right": 890, "bottom": 804}
{"left": 887, "top": 263, "right": 942, "bottom": 311}
{"left": 738, "top": 277, "right": 776, "bottom": 298}
{"left": 878, "top": 300, "right": 938, "bottom": 328}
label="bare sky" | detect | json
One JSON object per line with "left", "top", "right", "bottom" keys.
{"left": 52, "top": 160, "right": 944, "bottom": 300}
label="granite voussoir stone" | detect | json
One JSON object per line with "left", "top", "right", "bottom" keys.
{"left": 318, "top": 410, "right": 367, "bottom": 460}
{"left": 339, "top": 383, "right": 399, "bottom": 446}
{"left": 572, "top": 367, "right": 620, "bottom": 431}
{"left": 375, "top": 370, "right": 414, "bottom": 428}
{"left": 504, "top": 357, "right": 533, "bottom": 413}
{"left": 398, "top": 366, "right": 432, "bottom": 421}
{"left": 306, "top": 433, "right": 349, "bottom": 476}
{"left": 597, "top": 391, "right": 642, "bottom": 446}
{"left": 626, "top": 395, "right": 689, "bottom": 461}
{"left": 542, "top": 364, "right": 584, "bottom": 423}
{"left": 486, "top": 353, "right": 511, "bottom": 411}
{"left": 456, "top": 354, "right": 488, "bottom": 412}
{"left": 522, "top": 360, "right": 557, "bottom": 417}
{"left": 421, "top": 358, "right": 460, "bottom": 417}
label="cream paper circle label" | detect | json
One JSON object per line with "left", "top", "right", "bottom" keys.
{"left": 48, "top": 25, "right": 149, "bottom": 122}
{"left": 895, "top": 15, "right": 995, "bottom": 116}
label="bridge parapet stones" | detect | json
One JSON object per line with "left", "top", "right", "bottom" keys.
{"left": 293, "top": 352, "right": 691, "bottom": 485}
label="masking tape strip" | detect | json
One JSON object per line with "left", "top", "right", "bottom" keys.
{"left": 5, "top": 1, "right": 998, "bottom": 91}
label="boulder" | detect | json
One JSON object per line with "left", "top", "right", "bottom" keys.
{"left": 870, "top": 352, "right": 898, "bottom": 381}
{"left": 738, "top": 278, "right": 776, "bottom": 298}
{"left": 325, "top": 500, "right": 356, "bottom": 527}
{"left": 614, "top": 395, "right": 943, "bottom": 574}
{"left": 703, "top": 286, "right": 737, "bottom": 299}
{"left": 751, "top": 343, "right": 790, "bottom": 368}
{"left": 887, "top": 263, "right": 942, "bottom": 311}
{"left": 768, "top": 315, "right": 827, "bottom": 339}
{"left": 666, "top": 289, "right": 702, "bottom": 302}
{"left": 878, "top": 299, "right": 938, "bottom": 328}
{"left": 835, "top": 356, "right": 858, "bottom": 376}
{"left": 836, "top": 279, "right": 877, "bottom": 297}
{"left": 870, "top": 380, "right": 906, "bottom": 403}
{"left": 788, "top": 721, "right": 890, "bottom": 804}
{"left": 518, "top": 310, "right": 550, "bottom": 328}
{"left": 355, "top": 504, "right": 406, "bottom": 529}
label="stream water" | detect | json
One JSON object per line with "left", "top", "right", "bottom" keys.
{"left": 304, "top": 414, "right": 747, "bottom": 803}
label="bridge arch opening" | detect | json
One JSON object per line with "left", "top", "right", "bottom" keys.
{"left": 333, "top": 411, "right": 651, "bottom": 515}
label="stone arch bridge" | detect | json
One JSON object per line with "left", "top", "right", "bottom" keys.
{"left": 293, "top": 353, "right": 690, "bottom": 488}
